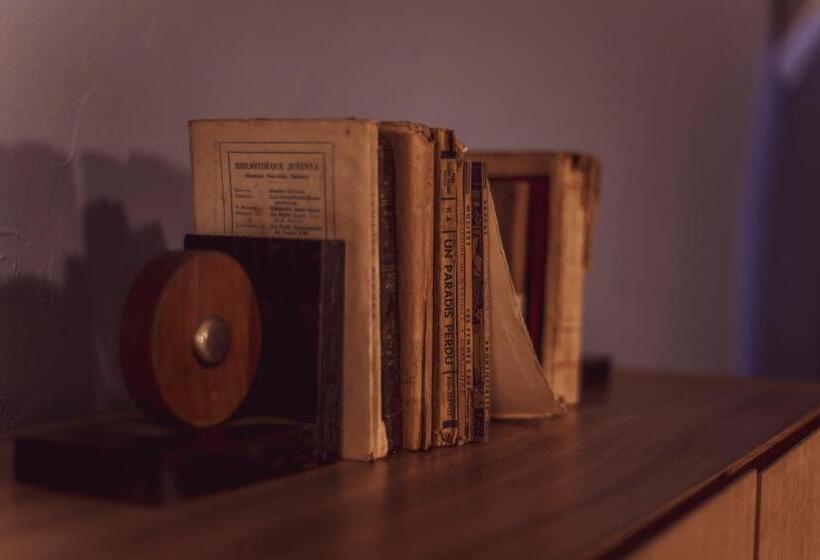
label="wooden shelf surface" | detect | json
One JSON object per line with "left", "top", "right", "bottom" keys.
{"left": 2, "top": 370, "right": 820, "bottom": 559}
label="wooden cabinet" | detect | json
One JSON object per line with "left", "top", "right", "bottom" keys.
{"left": 631, "top": 424, "right": 820, "bottom": 560}
{"left": 759, "top": 428, "right": 820, "bottom": 560}
{"left": 3, "top": 371, "right": 820, "bottom": 559}
{"left": 630, "top": 471, "right": 757, "bottom": 560}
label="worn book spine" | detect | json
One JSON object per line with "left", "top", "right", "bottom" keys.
{"left": 378, "top": 122, "right": 435, "bottom": 451}
{"left": 377, "top": 135, "right": 402, "bottom": 452}
{"left": 542, "top": 154, "right": 600, "bottom": 405}
{"left": 421, "top": 178, "right": 434, "bottom": 450}
{"left": 422, "top": 261, "right": 434, "bottom": 449}
{"left": 432, "top": 129, "right": 459, "bottom": 446}
{"left": 471, "top": 163, "right": 491, "bottom": 442}
{"left": 458, "top": 161, "right": 473, "bottom": 444}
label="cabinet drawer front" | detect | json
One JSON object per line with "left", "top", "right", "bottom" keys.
{"left": 759, "top": 427, "right": 820, "bottom": 560}
{"left": 629, "top": 471, "right": 757, "bottom": 560}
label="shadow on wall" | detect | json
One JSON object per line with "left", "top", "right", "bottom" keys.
{"left": 0, "top": 143, "right": 183, "bottom": 428}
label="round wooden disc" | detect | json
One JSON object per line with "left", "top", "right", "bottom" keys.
{"left": 120, "top": 251, "right": 261, "bottom": 427}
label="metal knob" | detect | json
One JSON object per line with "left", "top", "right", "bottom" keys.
{"left": 193, "top": 316, "right": 231, "bottom": 367}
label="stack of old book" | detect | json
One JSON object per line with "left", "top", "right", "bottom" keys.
{"left": 189, "top": 119, "right": 598, "bottom": 461}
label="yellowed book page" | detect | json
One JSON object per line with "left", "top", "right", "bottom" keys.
{"left": 189, "top": 119, "right": 386, "bottom": 461}
{"left": 379, "top": 122, "right": 435, "bottom": 450}
{"left": 487, "top": 194, "right": 561, "bottom": 419}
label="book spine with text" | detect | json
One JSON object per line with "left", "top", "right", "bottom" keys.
{"left": 472, "top": 164, "right": 491, "bottom": 442}
{"left": 458, "top": 161, "right": 473, "bottom": 443}
{"left": 432, "top": 129, "right": 459, "bottom": 446}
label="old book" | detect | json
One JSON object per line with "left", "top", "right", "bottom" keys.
{"left": 379, "top": 122, "right": 436, "bottom": 451}
{"left": 489, "top": 179, "right": 530, "bottom": 313}
{"left": 543, "top": 155, "right": 599, "bottom": 404}
{"left": 470, "top": 163, "right": 491, "bottom": 441}
{"left": 432, "top": 129, "right": 462, "bottom": 446}
{"left": 377, "top": 135, "right": 402, "bottom": 452}
{"left": 472, "top": 152, "right": 600, "bottom": 405}
{"left": 189, "top": 119, "right": 388, "bottom": 461}
{"left": 458, "top": 161, "right": 473, "bottom": 444}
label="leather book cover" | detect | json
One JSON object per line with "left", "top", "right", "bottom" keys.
{"left": 377, "top": 135, "right": 402, "bottom": 453}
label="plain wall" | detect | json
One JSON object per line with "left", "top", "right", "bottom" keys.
{"left": 0, "top": 0, "right": 766, "bottom": 426}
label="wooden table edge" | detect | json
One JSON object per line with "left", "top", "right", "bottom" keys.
{"left": 588, "top": 400, "right": 820, "bottom": 559}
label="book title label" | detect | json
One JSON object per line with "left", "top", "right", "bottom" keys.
{"left": 218, "top": 142, "right": 335, "bottom": 239}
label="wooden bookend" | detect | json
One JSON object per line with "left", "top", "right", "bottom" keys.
{"left": 14, "top": 415, "right": 320, "bottom": 503}
{"left": 184, "top": 234, "right": 344, "bottom": 464}
{"left": 119, "top": 250, "right": 262, "bottom": 427}
{"left": 14, "top": 238, "right": 344, "bottom": 503}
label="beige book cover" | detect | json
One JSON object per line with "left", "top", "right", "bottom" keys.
{"left": 189, "top": 119, "right": 387, "bottom": 461}
{"left": 379, "top": 122, "right": 435, "bottom": 450}
{"left": 544, "top": 155, "right": 600, "bottom": 404}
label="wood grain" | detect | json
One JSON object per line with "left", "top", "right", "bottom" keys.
{"left": 14, "top": 415, "right": 322, "bottom": 503}
{"left": 2, "top": 371, "right": 820, "bottom": 559}
{"left": 120, "top": 251, "right": 261, "bottom": 427}
{"left": 184, "top": 235, "right": 345, "bottom": 463}
{"left": 629, "top": 470, "right": 757, "bottom": 559}
{"left": 759, "top": 427, "right": 820, "bottom": 559}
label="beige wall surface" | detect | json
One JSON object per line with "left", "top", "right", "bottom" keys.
{"left": 0, "top": 0, "right": 766, "bottom": 426}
